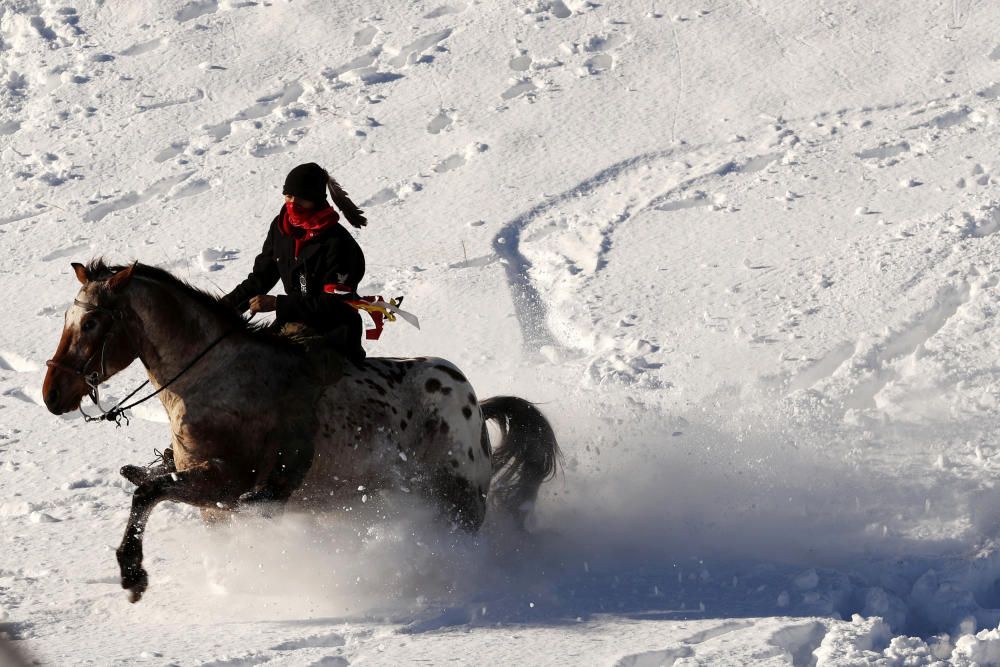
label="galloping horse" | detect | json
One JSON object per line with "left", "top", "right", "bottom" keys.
{"left": 42, "top": 260, "right": 559, "bottom": 602}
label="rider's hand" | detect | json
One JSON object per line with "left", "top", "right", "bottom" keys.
{"left": 249, "top": 295, "right": 277, "bottom": 313}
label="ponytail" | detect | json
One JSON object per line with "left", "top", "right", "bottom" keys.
{"left": 326, "top": 174, "right": 368, "bottom": 228}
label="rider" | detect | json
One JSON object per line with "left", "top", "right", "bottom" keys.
{"left": 221, "top": 162, "right": 368, "bottom": 359}
{"left": 124, "top": 164, "right": 370, "bottom": 506}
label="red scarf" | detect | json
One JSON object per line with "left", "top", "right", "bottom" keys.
{"left": 280, "top": 203, "right": 340, "bottom": 257}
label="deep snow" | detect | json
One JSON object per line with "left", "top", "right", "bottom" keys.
{"left": 5, "top": 0, "right": 1000, "bottom": 664}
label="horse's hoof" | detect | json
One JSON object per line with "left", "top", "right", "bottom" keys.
{"left": 238, "top": 487, "right": 273, "bottom": 504}
{"left": 120, "top": 465, "right": 147, "bottom": 486}
{"left": 121, "top": 566, "right": 148, "bottom": 602}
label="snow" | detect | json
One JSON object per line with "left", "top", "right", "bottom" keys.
{"left": 4, "top": 0, "right": 1000, "bottom": 664}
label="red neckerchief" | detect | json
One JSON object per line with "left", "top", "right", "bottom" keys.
{"left": 280, "top": 203, "right": 340, "bottom": 257}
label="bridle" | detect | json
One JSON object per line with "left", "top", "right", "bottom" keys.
{"left": 46, "top": 296, "right": 235, "bottom": 426}
{"left": 46, "top": 299, "right": 132, "bottom": 413}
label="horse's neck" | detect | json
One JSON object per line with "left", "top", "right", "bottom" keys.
{"left": 128, "top": 280, "right": 231, "bottom": 391}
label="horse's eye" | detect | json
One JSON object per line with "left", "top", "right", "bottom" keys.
{"left": 82, "top": 318, "right": 97, "bottom": 333}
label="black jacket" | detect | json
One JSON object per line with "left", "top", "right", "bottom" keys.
{"left": 222, "top": 210, "right": 365, "bottom": 333}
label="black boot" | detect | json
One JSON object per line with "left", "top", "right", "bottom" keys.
{"left": 120, "top": 448, "right": 175, "bottom": 486}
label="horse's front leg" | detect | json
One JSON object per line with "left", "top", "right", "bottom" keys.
{"left": 116, "top": 459, "right": 242, "bottom": 603}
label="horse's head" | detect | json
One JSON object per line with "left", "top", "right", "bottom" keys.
{"left": 43, "top": 262, "right": 141, "bottom": 415}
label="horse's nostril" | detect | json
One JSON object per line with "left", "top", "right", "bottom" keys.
{"left": 46, "top": 387, "right": 60, "bottom": 406}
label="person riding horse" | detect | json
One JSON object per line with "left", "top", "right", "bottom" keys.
{"left": 129, "top": 163, "right": 370, "bottom": 504}
{"left": 222, "top": 162, "right": 369, "bottom": 360}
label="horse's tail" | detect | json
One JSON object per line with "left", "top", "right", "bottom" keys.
{"left": 481, "top": 396, "right": 560, "bottom": 524}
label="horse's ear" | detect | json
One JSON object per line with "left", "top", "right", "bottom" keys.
{"left": 106, "top": 263, "right": 137, "bottom": 293}
{"left": 71, "top": 262, "right": 89, "bottom": 285}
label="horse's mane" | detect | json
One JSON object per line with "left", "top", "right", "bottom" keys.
{"left": 86, "top": 259, "right": 292, "bottom": 345}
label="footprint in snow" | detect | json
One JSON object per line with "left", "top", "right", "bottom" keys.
{"left": 424, "top": 3, "right": 467, "bottom": 18}
{"left": 582, "top": 53, "right": 613, "bottom": 74}
{"left": 322, "top": 47, "right": 383, "bottom": 83}
{"left": 155, "top": 141, "right": 189, "bottom": 163}
{"left": 42, "top": 242, "right": 91, "bottom": 262}
{"left": 770, "top": 622, "right": 827, "bottom": 666}
{"left": 83, "top": 172, "right": 194, "bottom": 222}
{"left": 199, "top": 248, "right": 239, "bottom": 272}
{"left": 361, "top": 182, "right": 420, "bottom": 207}
{"left": 174, "top": 0, "right": 218, "bottom": 23}
{"left": 433, "top": 153, "right": 466, "bottom": 173}
{"left": 271, "top": 632, "right": 345, "bottom": 651}
{"left": 682, "top": 620, "right": 753, "bottom": 644}
{"left": 0, "top": 353, "right": 39, "bottom": 373}
{"left": 353, "top": 25, "right": 378, "bottom": 47}
{"left": 196, "top": 655, "right": 270, "bottom": 667}
{"left": 427, "top": 109, "right": 454, "bottom": 134}
{"left": 614, "top": 647, "right": 693, "bottom": 667}
{"left": 386, "top": 29, "right": 453, "bottom": 68}
{"left": 135, "top": 88, "right": 205, "bottom": 113}
{"left": 119, "top": 36, "right": 167, "bottom": 57}
{"left": 247, "top": 134, "right": 307, "bottom": 157}
{"left": 169, "top": 177, "right": 212, "bottom": 199}
{"left": 36, "top": 303, "right": 69, "bottom": 317}
{"left": 509, "top": 54, "right": 533, "bottom": 72}
{"left": 3, "top": 388, "right": 39, "bottom": 406}
{"left": 500, "top": 78, "right": 538, "bottom": 100}
{"left": 977, "top": 82, "right": 1000, "bottom": 99}
{"left": 54, "top": 7, "right": 84, "bottom": 37}
{"left": 308, "top": 658, "right": 348, "bottom": 666}
{"left": 199, "top": 81, "right": 305, "bottom": 143}
{"left": 546, "top": 0, "right": 572, "bottom": 19}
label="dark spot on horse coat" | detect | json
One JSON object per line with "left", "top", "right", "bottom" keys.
{"left": 441, "top": 386, "right": 452, "bottom": 396}
{"left": 400, "top": 420, "right": 408, "bottom": 431}
{"left": 450, "top": 459, "right": 460, "bottom": 468}
{"left": 425, "top": 378, "right": 441, "bottom": 393}
{"left": 434, "top": 364, "right": 467, "bottom": 384}
{"left": 468, "top": 393, "right": 477, "bottom": 405}
{"left": 467, "top": 447, "right": 474, "bottom": 461}
{"left": 423, "top": 417, "right": 450, "bottom": 438}
{"left": 462, "top": 406, "right": 472, "bottom": 419}
{"left": 406, "top": 409, "right": 413, "bottom": 419}
{"left": 364, "top": 379, "right": 387, "bottom": 396}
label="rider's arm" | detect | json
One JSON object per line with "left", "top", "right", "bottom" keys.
{"left": 220, "top": 217, "right": 282, "bottom": 313}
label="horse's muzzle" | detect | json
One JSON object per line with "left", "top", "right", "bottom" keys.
{"left": 42, "top": 369, "right": 84, "bottom": 415}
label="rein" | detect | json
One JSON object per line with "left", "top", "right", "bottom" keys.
{"left": 83, "top": 327, "right": 234, "bottom": 426}
{"left": 48, "top": 298, "right": 235, "bottom": 427}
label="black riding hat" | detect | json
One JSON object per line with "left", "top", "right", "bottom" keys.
{"left": 283, "top": 163, "right": 329, "bottom": 204}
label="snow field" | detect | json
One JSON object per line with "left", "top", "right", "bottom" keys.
{"left": 5, "top": 0, "right": 1000, "bottom": 664}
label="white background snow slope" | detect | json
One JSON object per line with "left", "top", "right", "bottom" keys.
{"left": 5, "top": 0, "right": 1000, "bottom": 664}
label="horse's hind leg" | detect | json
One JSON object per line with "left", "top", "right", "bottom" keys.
{"left": 426, "top": 467, "right": 487, "bottom": 532}
{"left": 116, "top": 459, "right": 242, "bottom": 602}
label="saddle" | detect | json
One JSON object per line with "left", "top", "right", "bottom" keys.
{"left": 278, "top": 322, "right": 347, "bottom": 383}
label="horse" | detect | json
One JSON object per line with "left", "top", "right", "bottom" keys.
{"left": 42, "top": 260, "right": 559, "bottom": 603}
